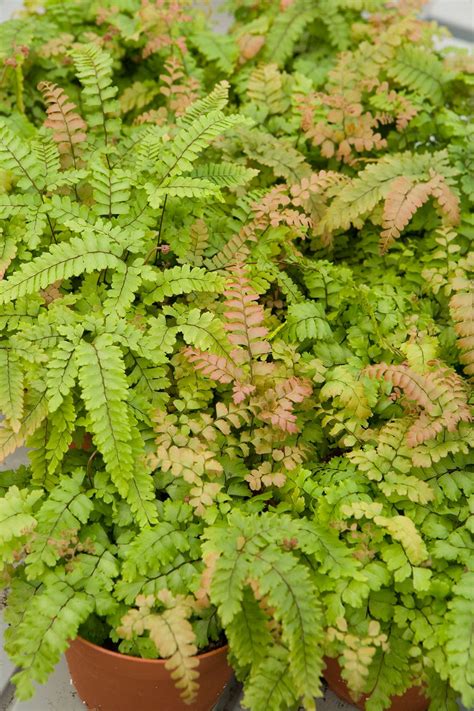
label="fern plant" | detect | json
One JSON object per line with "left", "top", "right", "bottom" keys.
{"left": 0, "top": 1, "right": 472, "bottom": 711}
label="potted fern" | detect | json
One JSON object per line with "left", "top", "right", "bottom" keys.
{"left": 0, "top": 1, "right": 473, "bottom": 711}
{"left": 0, "top": 30, "right": 320, "bottom": 711}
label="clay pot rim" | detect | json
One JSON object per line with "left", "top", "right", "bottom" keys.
{"left": 71, "top": 635, "right": 228, "bottom": 664}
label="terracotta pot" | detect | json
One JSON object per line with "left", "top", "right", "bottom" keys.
{"left": 66, "top": 636, "right": 232, "bottom": 711}
{"left": 323, "top": 657, "right": 428, "bottom": 711}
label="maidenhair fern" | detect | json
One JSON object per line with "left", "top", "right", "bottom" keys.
{"left": 0, "top": 2, "right": 472, "bottom": 711}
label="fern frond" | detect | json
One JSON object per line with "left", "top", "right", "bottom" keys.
{"left": 191, "top": 31, "right": 238, "bottom": 73}
{"left": 119, "top": 81, "right": 160, "bottom": 114}
{"left": 205, "top": 512, "right": 324, "bottom": 703}
{"left": 76, "top": 334, "right": 134, "bottom": 496}
{"left": 243, "top": 645, "right": 298, "bottom": 710}
{"left": 144, "top": 265, "right": 225, "bottom": 304}
{"left": 90, "top": 159, "right": 131, "bottom": 217}
{"left": 247, "top": 64, "right": 289, "bottom": 116}
{"left": 366, "top": 362, "right": 471, "bottom": 446}
{"left": 258, "top": 376, "right": 312, "bottom": 433}
{"left": 175, "top": 308, "right": 233, "bottom": 359}
{"left": 25, "top": 471, "right": 93, "bottom": 578}
{"left": 44, "top": 394, "right": 76, "bottom": 479}
{"left": 387, "top": 45, "right": 446, "bottom": 104}
{"left": 0, "top": 390, "right": 48, "bottom": 464}
{"left": 183, "top": 347, "right": 244, "bottom": 384}
{"left": 103, "top": 262, "right": 147, "bottom": 318}
{"left": 237, "top": 126, "right": 310, "bottom": 182}
{"left": 450, "top": 278, "right": 474, "bottom": 380}
{"left": 118, "top": 592, "right": 199, "bottom": 704}
{"left": 38, "top": 81, "right": 87, "bottom": 169}
{"left": 282, "top": 302, "right": 332, "bottom": 342}
{"left": 190, "top": 162, "right": 259, "bottom": 188}
{"left": 145, "top": 176, "right": 221, "bottom": 206}
{"left": 46, "top": 335, "right": 80, "bottom": 412}
{"left": 223, "top": 265, "right": 271, "bottom": 364}
{"left": 445, "top": 572, "right": 474, "bottom": 708}
{"left": 0, "top": 121, "right": 42, "bottom": 191}
{"left": 0, "top": 487, "right": 41, "bottom": 572}
{"left": 0, "top": 234, "right": 121, "bottom": 304}
{"left": 380, "top": 173, "right": 459, "bottom": 253}
{"left": 156, "top": 111, "right": 250, "bottom": 180}
{"left": 263, "top": 0, "right": 316, "bottom": 66}
{"left": 319, "top": 150, "right": 453, "bottom": 235}
{"left": 178, "top": 81, "right": 230, "bottom": 127}
{"left": 8, "top": 581, "right": 93, "bottom": 700}
{"left": 70, "top": 44, "right": 120, "bottom": 143}
{"left": 0, "top": 350, "right": 24, "bottom": 433}
{"left": 0, "top": 232, "right": 16, "bottom": 279}
{"left": 180, "top": 219, "right": 209, "bottom": 266}
{"left": 321, "top": 365, "right": 377, "bottom": 422}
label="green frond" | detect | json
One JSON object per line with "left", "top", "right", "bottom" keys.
{"left": 119, "top": 81, "right": 160, "bottom": 114}
{"left": 90, "top": 159, "right": 131, "bottom": 217}
{"left": 282, "top": 302, "right": 332, "bottom": 342}
{"left": 144, "top": 265, "right": 225, "bottom": 304}
{"left": 236, "top": 126, "right": 310, "bottom": 182}
{"left": 0, "top": 390, "right": 48, "bottom": 465}
{"left": 0, "top": 487, "right": 42, "bottom": 573}
{"left": 0, "top": 234, "right": 122, "bottom": 305}
{"left": 46, "top": 335, "right": 80, "bottom": 412}
{"left": 8, "top": 580, "right": 93, "bottom": 700}
{"left": 0, "top": 233, "right": 17, "bottom": 278}
{"left": 0, "top": 349, "right": 24, "bottom": 433}
{"left": 32, "top": 134, "right": 61, "bottom": 190}
{"left": 155, "top": 112, "right": 251, "bottom": 180}
{"left": 445, "top": 572, "right": 474, "bottom": 707}
{"left": 175, "top": 308, "right": 232, "bottom": 358}
{"left": 44, "top": 394, "right": 76, "bottom": 480}
{"left": 145, "top": 177, "right": 221, "bottom": 206}
{"left": 319, "top": 150, "right": 454, "bottom": 235}
{"left": 178, "top": 81, "right": 230, "bottom": 127}
{"left": 103, "top": 262, "right": 148, "bottom": 318}
{"left": 264, "top": 0, "right": 317, "bottom": 66}
{"left": 388, "top": 45, "right": 447, "bottom": 104}
{"left": 242, "top": 646, "right": 298, "bottom": 711}
{"left": 225, "top": 588, "right": 273, "bottom": 667}
{"left": 76, "top": 334, "right": 134, "bottom": 496}
{"left": 25, "top": 471, "right": 93, "bottom": 578}
{"left": 0, "top": 121, "right": 42, "bottom": 191}
{"left": 191, "top": 31, "right": 238, "bottom": 74}
{"left": 70, "top": 44, "right": 120, "bottom": 142}
{"left": 190, "top": 162, "right": 259, "bottom": 187}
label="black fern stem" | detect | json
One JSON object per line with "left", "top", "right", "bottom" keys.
{"left": 154, "top": 194, "right": 168, "bottom": 266}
